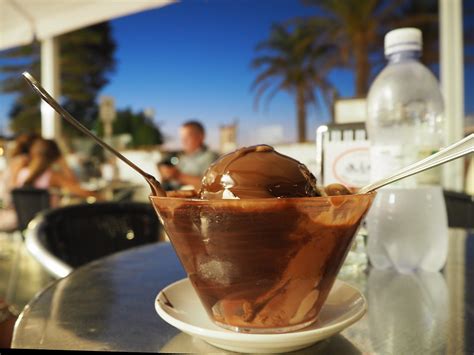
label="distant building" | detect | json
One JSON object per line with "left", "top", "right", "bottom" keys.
{"left": 334, "top": 98, "right": 367, "bottom": 124}
{"left": 255, "top": 124, "right": 285, "bottom": 145}
{"left": 219, "top": 120, "right": 238, "bottom": 153}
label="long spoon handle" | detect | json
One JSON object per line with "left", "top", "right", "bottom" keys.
{"left": 22, "top": 72, "right": 166, "bottom": 197}
{"left": 358, "top": 134, "right": 474, "bottom": 194}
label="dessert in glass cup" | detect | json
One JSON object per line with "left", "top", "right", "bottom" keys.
{"left": 151, "top": 145, "right": 374, "bottom": 333}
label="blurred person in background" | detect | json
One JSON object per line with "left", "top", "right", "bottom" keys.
{"left": 0, "top": 132, "right": 39, "bottom": 231}
{"left": 15, "top": 138, "right": 99, "bottom": 202}
{"left": 4, "top": 133, "right": 39, "bottom": 193}
{"left": 158, "top": 120, "right": 218, "bottom": 191}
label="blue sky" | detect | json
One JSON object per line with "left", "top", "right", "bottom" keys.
{"left": 0, "top": 0, "right": 472, "bottom": 149}
{"left": 105, "top": 0, "right": 333, "bottom": 148}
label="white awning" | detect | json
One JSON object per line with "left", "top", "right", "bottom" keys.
{"left": 0, "top": 0, "right": 175, "bottom": 51}
{"left": 0, "top": 0, "right": 175, "bottom": 138}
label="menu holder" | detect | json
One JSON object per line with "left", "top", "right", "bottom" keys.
{"left": 315, "top": 124, "right": 370, "bottom": 190}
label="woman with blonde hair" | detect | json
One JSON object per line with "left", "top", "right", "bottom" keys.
{"left": 15, "top": 138, "right": 98, "bottom": 200}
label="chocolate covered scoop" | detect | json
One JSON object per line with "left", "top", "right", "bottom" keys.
{"left": 200, "top": 144, "right": 323, "bottom": 199}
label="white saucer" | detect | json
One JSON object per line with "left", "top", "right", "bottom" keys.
{"left": 155, "top": 278, "right": 367, "bottom": 353}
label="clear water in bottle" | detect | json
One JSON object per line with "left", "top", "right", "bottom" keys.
{"left": 366, "top": 186, "right": 448, "bottom": 273}
{"left": 366, "top": 28, "right": 448, "bottom": 273}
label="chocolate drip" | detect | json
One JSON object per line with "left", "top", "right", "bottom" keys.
{"left": 199, "top": 144, "right": 322, "bottom": 199}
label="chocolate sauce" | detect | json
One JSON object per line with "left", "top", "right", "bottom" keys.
{"left": 151, "top": 194, "right": 374, "bottom": 331}
{"left": 199, "top": 145, "right": 322, "bottom": 199}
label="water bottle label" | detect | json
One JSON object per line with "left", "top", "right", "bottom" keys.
{"left": 370, "top": 145, "right": 440, "bottom": 187}
{"left": 370, "top": 145, "right": 404, "bottom": 182}
{"left": 416, "top": 149, "right": 441, "bottom": 184}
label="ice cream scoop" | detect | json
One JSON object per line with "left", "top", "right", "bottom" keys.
{"left": 200, "top": 145, "right": 322, "bottom": 199}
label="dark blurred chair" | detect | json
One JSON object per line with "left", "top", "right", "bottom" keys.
{"left": 11, "top": 187, "right": 51, "bottom": 232}
{"left": 444, "top": 190, "right": 474, "bottom": 228}
{"left": 112, "top": 185, "right": 138, "bottom": 202}
{"left": 25, "top": 202, "right": 162, "bottom": 278}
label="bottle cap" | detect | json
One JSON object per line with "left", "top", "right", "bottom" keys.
{"left": 384, "top": 28, "right": 422, "bottom": 56}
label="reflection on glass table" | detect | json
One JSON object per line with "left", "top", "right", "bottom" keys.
{"left": 368, "top": 269, "right": 448, "bottom": 353}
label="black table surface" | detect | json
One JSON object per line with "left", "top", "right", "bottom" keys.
{"left": 12, "top": 229, "right": 474, "bottom": 353}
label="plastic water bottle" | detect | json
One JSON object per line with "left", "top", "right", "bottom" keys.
{"left": 366, "top": 28, "right": 448, "bottom": 273}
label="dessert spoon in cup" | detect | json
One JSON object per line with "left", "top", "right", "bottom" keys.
{"left": 358, "top": 133, "right": 473, "bottom": 194}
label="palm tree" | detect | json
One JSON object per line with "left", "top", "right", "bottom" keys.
{"left": 251, "top": 23, "right": 337, "bottom": 142}
{"left": 302, "top": 0, "right": 441, "bottom": 96}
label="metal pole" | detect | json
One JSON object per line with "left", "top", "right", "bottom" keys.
{"left": 40, "top": 37, "right": 61, "bottom": 139}
{"left": 440, "top": 0, "right": 465, "bottom": 191}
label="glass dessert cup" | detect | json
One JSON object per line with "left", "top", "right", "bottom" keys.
{"left": 150, "top": 193, "right": 375, "bottom": 334}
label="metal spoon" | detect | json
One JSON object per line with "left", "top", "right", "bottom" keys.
{"left": 22, "top": 72, "right": 167, "bottom": 197}
{"left": 358, "top": 133, "right": 473, "bottom": 194}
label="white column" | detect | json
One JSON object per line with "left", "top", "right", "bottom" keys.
{"left": 40, "top": 37, "right": 61, "bottom": 139}
{"left": 440, "top": 0, "right": 464, "bottom": 191}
